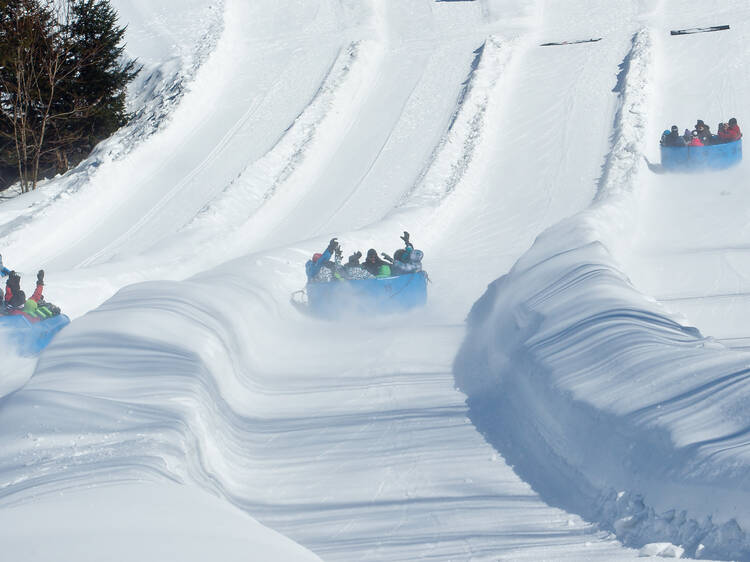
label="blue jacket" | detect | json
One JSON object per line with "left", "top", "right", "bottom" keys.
{"left": 305, "top": 248, "right": 332, "bottom": 280}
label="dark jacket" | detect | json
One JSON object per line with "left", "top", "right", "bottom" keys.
{"left": 662, "top": 131, "right": 686, "bottom": 147}
{"left": 696, "top": 125, "right": 712, "bottom": 144}
{"left": 4, "top": 273, "right": 26, "bottom": 308}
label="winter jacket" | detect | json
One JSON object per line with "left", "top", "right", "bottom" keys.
{"left": 391, "top": 247, "right": 424, "bottom": 275}
{"left": 726, "top": 124, "right": 742, "bottom": 141}
{"left": 696, "top": 126, "right": 712, "bottom": 144}
{"left": 305, "top": 248, "right": 332, "bottom": 281}
{"left": 4, "top": 277, "right": 42, "bottom": 309}
{"left": 4, "top": 274, "right": 25, "bottom": 308}
{"left": 661, "top": 131, "right": 686, "bottom": 147}
{"left": 344, "top": 265, "right": 374, "bottom": 280}
{"left": 362, "top": 257, "right": 387, "bottom": 276}
{"left": 688, "top": 136, "right": 704, "bottom": 147}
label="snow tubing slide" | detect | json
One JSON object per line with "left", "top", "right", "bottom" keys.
{"left": 306, "top": 272, "right": 427, "bottom": 319}
{"left": 0, "top": 313, "right": 70, "bottom": 355}
{"left": 661, "top": 138, "right": 742, "bottom": 171}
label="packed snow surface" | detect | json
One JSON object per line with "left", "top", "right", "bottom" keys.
{"left": 0, "top": 0, "right": 749, "bottom": 560}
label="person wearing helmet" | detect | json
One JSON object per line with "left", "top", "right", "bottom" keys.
{"left": 305, "top": 238, "right": 340, "bottom": 282}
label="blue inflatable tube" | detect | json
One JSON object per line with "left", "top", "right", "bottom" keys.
{"left": 0, "top": 314, "right": 70, "bottom": 355}
{"left": 661, "top": 139, "right": 742, "bottom": 171}
{"left": 307, "top": 272, "right": 427, "bottom": 318}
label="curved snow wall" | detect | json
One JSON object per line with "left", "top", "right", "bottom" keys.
{"left": 661, "top": 139, "right": 742, "bottom": 171}
{"left": 455, "top": 30, "right": 750, "bottom": 561}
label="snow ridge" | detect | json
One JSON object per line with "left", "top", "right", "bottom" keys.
{"left": 187, "top": 40, "right": 379, "bottom": 232}
{"left": 455, "top": 28, "right": 750, "bottom": 560}
{"left": 401, "top": 35, "right": 515, "bottom": 208}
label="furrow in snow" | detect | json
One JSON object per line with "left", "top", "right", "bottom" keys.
{"left": 400, "top": 35, "right": 516, "bottom": 208}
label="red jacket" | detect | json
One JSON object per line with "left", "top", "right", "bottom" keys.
{"left": 726, "top": 124, "right": 742, "bottom": 141}
{"left": 688, "top": 137, "right": 704, "bottom": 147}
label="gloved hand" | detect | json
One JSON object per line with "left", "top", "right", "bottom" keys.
{"left": 37, "top": 269, "right": 44, "bottom": 285}
{"left": 400, "top": 231, "right": 412, "bottom": 248}
{"left": 355, "top": 251, "right": 362, "bottom": 260}
{"left": 381, "top": 252, "right": 393, "bottom": 263}
{"left": 327, "top": 238, "right": 339, "bottom": 254}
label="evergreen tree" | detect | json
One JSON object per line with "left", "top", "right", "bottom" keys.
{"left": 0, "top": 0, "right": 139, "bottom": 191}
{"left": 54, "top": 0, "right": 140, "bottom": 163}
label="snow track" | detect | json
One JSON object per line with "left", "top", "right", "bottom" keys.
{"left": 5, "top": 0, "right": 750, "bottom": 560}
{"left": 456, "top": 27, "right": 750, "bottom": 560}
{"left": 0, "top": 264, "right": 638, "bottom": 560}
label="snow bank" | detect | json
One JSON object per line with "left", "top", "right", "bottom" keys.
{"left": 455, "top": 29, "right": 750, "bottom": 560}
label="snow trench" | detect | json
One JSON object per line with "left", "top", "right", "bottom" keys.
{"left": 455, "top": 29, "right": 750, "bottom": 561}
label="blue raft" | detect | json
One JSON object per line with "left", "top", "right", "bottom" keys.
{"left": 306, "top": 272, "right": 428, "bottom": 318}
{"left": 0, "top": 313, "right": 70, "bottom": 355}
{"left": 661, "top": 139, "right": 742, "bottom": 171}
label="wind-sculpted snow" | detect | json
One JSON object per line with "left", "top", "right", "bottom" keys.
{"left": 456, "top": 29, "right": 750, "bottom": 560}
{"left": 0, "top": 257, "right": 640, "bottom": 560}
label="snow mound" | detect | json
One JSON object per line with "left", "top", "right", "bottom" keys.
{"left": 638, "top": 542, "right": 684, "bottom": 558}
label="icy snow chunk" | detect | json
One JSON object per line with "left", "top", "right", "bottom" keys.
{"left": 638, "top": 542, "right": 684, "bottom": 558}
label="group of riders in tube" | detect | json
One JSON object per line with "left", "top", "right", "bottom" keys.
{"left": 0, "top": 255, "right": 61, "bottom": 322}
{"left": 306, "top": 231, "right": 423, "bottom": 283}
{"left": 660, "top": 117, "right": 742, "bottom": 147}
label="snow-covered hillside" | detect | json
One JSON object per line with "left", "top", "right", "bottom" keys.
{"left": 0, "top": 0, "right": 748, "bottom": 560}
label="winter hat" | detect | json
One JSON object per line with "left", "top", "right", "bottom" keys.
{"left": 729, "top": 117, "right": 737, "bottom": 126}
{"left": 696, "top": 120, "right": 705, "bottom": 127}
{"left": 366, "top": 249, "right": 377, "bottom": 259}
{"left": 671, "top": 125, "right": 678, "bottom": 131}
{"left": 662, "top": 130, "right": 671, "bottom": 136}
{"left": 312, "top": 253, "right": 323, "bottom": 262}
